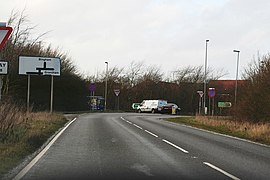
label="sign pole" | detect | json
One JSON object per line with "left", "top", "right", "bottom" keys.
{"left": 27, "top": 75, "right": 31, "bottom": 112}
{"left": 212, "top": 97, "right": 215, "bottom": 116}
{"left": 208, "top": 96, "right": 210, "bottom": 115}
{"left": 198, "top": 97, "right": 201, "bottom": 115}
{"left": 0, "top": 75, "right": 2, "bottom": 101}
{"left": 50, "top": 75, "right": 54, "bottom": 114}
{"left": 118, "top": 96, "right": 120, "bottom": 111}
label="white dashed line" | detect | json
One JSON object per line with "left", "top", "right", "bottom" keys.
{"left": 133, "top": 124, "right": 143, "bottom": 130}
{"left": 162, "top": 139, "right": 189, "bottom": 154}
{"left": 126, "top": 120, "right": 132, "bottom": 124}
{"left": 144, "top": 130, "right": 158, "bottom": 138}
{"left": 121, "top": 117, "right": 132, "bottom": 124}
{"left": 203, "top": 162, "right": 241, "bottom": 180}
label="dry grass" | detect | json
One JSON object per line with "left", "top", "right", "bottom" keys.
{"left": 0, "top": 102, "right": 67, "bottom": 177}
{"left": 195, "top": 116, "right": 270, "bottom": 143}
{"left": 168, "top": 116, "right": 270, "bottom": 145}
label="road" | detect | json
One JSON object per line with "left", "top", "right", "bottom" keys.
{"left": 15, "top": 113, "right": 270, "bottom": 180}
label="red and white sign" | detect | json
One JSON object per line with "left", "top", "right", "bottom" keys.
{"left": 0, "top": 26, "right": 13, "bottom": 49}
{"left": 208, "top": 88, "right": 216, "bottom": 98}
{"left": 197, "top": 90, "right": 204, "bottom": 98}
{"left": 114, "top": 89, "right": 120, "bottom": 96}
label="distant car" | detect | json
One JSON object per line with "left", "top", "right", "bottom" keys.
{"left": 160, "top": 103, "right": 181, "bottom": 115}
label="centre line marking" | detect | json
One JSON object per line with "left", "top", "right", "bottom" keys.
{"left": 162, "top": 139, "right": 189, "bottom": 154}
{"left": 144, "top": 130, "right": 158, "bottom": 138}
{"left": 133, "top": 124, "right": 143, "bottom": 130}
{"left": 203, "top": 162, "right": 241, "bottom": 180}
{"left": 120, "top": 117, "right": 125, "bottom": 121}
{"left": 126, "top": 120, "right": 132, "bottom": 124}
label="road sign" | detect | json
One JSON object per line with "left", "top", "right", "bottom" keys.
{"left": 0, "top": 61, "right": 8, "bottom": 74}
{"left": 208, "top": 88, "right": 216, "bottom": 98}
{"left": 114, "top": 89, "right": 120, "bottom": 96}
{"left": 89, "top": 83, "right": 96, "bottom": 92}
{"left": 19, "top": 56, "right": 60, "bottom": 76}
{"left": 0, "top": 26, "right": 13, "bottom": 49}
{"left": 218, "top": 102, "right": 232, "bottom": 108}
{"left": 197, "top": 90, "right": 204, "bottom": 97}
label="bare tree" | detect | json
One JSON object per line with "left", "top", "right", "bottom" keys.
{"left": 124, "top": 61, "right": 145, "bottom": 87}
{"left": 173, "top": 65, "right": 226, "bottom": 84}
{"left": 0, "top": 10, "right": 49, "bottom": 95}
{"left": 141, "top": 65, "right": 163, "bottom": 83}
{"left": 237, "top": 53, "right": 270, "bottom": 122}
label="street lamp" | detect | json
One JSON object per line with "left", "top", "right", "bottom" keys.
{"left": 105, "top": 61, "right": 108, "bottom": 111}
{"left": 233, "top": 50, "right": 240, "bottom": 108}
{"left": 203, "top": 39, "right": 209, "bottom": 115}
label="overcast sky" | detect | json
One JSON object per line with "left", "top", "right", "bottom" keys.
{"left": 2, "top": 0, "right": 270, "bottom": 79}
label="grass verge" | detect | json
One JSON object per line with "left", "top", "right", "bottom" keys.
{"left": 0, "top": 112, "right": 67, "bottom": 178}
{"left": 166, "top": 116, "right": 270, "bottom": 145}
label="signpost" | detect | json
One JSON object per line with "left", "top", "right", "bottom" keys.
{"left": 19, "top": 56, "right": 60, "bottom": 76}
{"left": 197, "top": 90, "right": 203, "bottom": 115}
{"left": 114, "top": 89, "right": 120, "bottom": 97}
{"left": 19, "top": 56, "right": 61, "bottom": 113}
{"left": 0, "top": 23, "right": 13, "bottom": 102}
{"left": 208, "top": 88, "right": 216, "bottom": 116}
{"left": 0, "top": 26, "right": 13, "bottom": 49}
{"left": 114, "top": 89, "right": 120, "bottom": 111}
{"left": 89, "top": 83, "right": 96, "bottom": 97}
{"left": 218, "top": 102, "right": 232, "bottom": 108}
{"left": 0, "top": 61, "right": 8, "bottom": 101}
{"left": 0, "top": 61, "right": 8, "bottom": 74}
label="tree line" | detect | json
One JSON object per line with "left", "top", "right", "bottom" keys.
{"left": 1, "top": 11, "right": 269, "bottom": 123}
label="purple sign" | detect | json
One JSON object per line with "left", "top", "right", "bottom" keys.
{"left": 89, "top": 83, "right": 96, "bottom": 92}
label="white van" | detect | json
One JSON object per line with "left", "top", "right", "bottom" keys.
{"left": 137, "top": 100, "right": 167, "bottom": 113}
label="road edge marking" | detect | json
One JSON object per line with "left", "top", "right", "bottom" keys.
{"left": 203, "top": 162, "right": 241, "bottom": 180}
{"left": 13, "top": 117, "right": 77, "bottom": 180}
{"left": 162, "top": 139, "right": 189, "bottom": 153}
{"left": 165, "top": 120, "right": 270, "bottom": 148}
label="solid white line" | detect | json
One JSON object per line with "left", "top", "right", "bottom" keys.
{"left": 162, "top": 139, "right": 189, "bottom": 153}
{"left": 133, "top": 124, "right": 143, "bottom": 130}
{"left": 144, "top": 130, "right": 158, "bottom": 138}
{"left": 167, "top": 121, "right": 269, "bottom": 148}
{"left": 203, "top": 162, "right": 241, "bottom": 180}
{"left": 13, "top": 118, "right": 77, "bottom": 180}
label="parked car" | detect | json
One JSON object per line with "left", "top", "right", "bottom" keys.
{"left": 160, "top": 103, "right": 181, "bottom": 115}
{"left": 137, "top": 100, "right": 167, "bottom": 113}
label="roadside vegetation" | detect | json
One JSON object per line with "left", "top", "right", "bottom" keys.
{"left": 0, "top": 102, "right": 67, "bottom": 178}
{"left": 0, "top": 8, "right": 269, "bottom": 177}
{"left": 167, "top": 116, "right": 270, "bottom": 145}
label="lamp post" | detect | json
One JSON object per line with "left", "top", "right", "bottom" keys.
{"left": 233, "top": 50, "right": 240, "bottom": 108}
{"left": 105, "top": 61, "right": 108, "bottom": 111}
{"left": 203, "top": 39, "right": 209, "bottom": 115}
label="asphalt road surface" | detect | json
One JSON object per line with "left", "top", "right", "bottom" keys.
{"left": 16, "top": 113, "right": 270, "bottom": 180}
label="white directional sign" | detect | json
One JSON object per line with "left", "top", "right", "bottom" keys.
{"left": 19, "top": 56, "right": 60, "bottom": 76}
{"left": 0, "top": 61, "right": 8, "bottom": 74}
